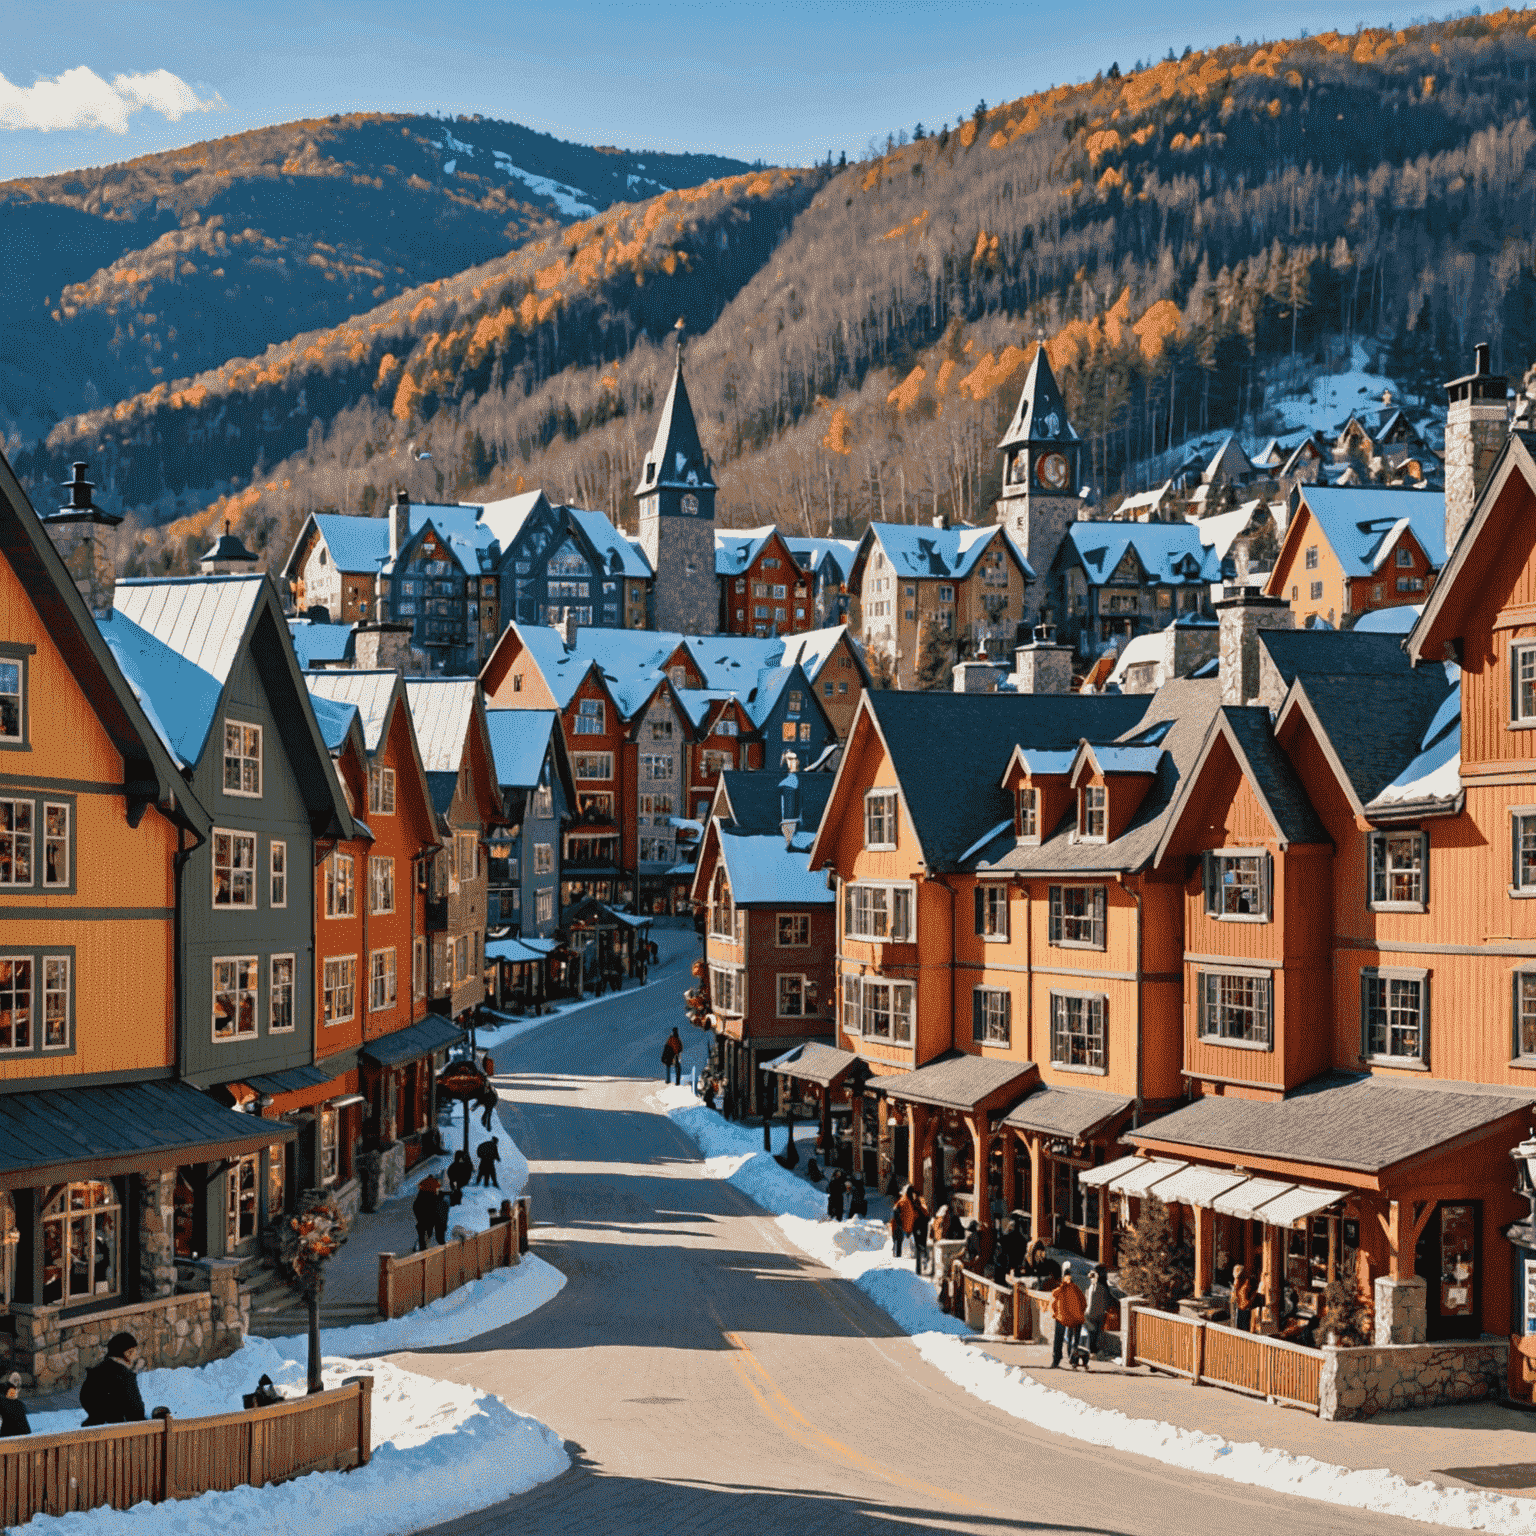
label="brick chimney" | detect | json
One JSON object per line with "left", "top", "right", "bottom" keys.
{"left": 390, "top": 487, "right": 411, "bottom": 560}
{"left": 1216, "top": 587, "right": 1293, "bottom": 707}
{"left": 1444, "top": 342, "right": 1508, "bottom": 556}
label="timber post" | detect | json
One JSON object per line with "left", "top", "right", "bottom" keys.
{"left": 152, "top": 1406, "right": 174, "bottom": 1501}
{"left": 377, "top": 1252, "right": 396, "bottom": 1320}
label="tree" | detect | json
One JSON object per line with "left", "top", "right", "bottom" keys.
{"left": 972, "top": 100, "right": 987, "bottom": 125}
{"left": 867, "top": 646, "right": 897, "bottom": 690}
{"left": 1115, "top": 1195, "right": 1191, "bottom": 1313}
{"left": 277, "top": 1192, "right": 349, "bottom": 1394}
{"left": 1319, "top": 1276, "right": 1372, "bottom": 1346}
{"left": 914, "top": 619, "right": 954, "bottom": 691}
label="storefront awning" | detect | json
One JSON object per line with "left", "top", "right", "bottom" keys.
{"left": 485, "top": 936, "right": 552, "bottom": 965}
{"left": 0, "top": 1078, "right": 296, "bottom": 1190}
{"left": 877, "top": 1053, "right": 1037, "bottom": 1115}
{"left": 1212, "top": 1177, "right": 1297, "bottom": 1220}
{"left": 1002, "top": 1087, "right": 1133, "bottom": 1142}
{"left": 243, "top": 1063, "right": 335, "bottom": 1095}
{"left": 1078, "top": 1153, "right": 1144, "bottom": 1190}
{"left": 1146, "top": 1165, "right": 1251, "bottom": 1209}
{"left": 765, "top": 1043, "right": 860, "bottom": 1090}
{"left": 1107, "top": 1158, "right": 1187, "bottom": 1197}
{"left": 1249, "top": 1183, "right": 1343, "bottom": 1227}
{"left": 360, "top": 1014, "right": 465, "bottom": 1070}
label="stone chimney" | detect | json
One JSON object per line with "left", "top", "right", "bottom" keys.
{"left": 353, "top": 622, "right": 426, "bottom": 676}
{"left": 390, "top": 487, "right": 411, "bottom": 560}
{"left": 40, "top": 462, "right": 121, "bottom": 617}
{"left": 780, "top": 754, "right": 801, "bottom": 847}
{"left": 558, "top": 607, "right": 579, "bottom": 649}
{"left": 1216, "top": 587, "right": 1293, "bottom": 707}
{"left": 1010, "top": 623, "right": 1073, "bottom": 694}
{"left": 952, "top": 659, "right": 1004, "bottom": 693}
{"left": 1444, "top": 342, "right": 1509, "bottom": 556}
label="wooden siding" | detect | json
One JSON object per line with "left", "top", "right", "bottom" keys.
{"left": 808, "top": 635, "right": 866, "bottom": 743}
{"left": 1267, "top": 504, "right": 1350, "bottom": 627}
{"left": 740, "top": 907, "right": 835, "bottom": 1043}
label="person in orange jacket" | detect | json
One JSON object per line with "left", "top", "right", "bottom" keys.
{"left": 1049, "top": 1262, "right": 1087, "bottom": 1369}
{"left": 891, "top": 1185, "right": 918, "bottom": 1259}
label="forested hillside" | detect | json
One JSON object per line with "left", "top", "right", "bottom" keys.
{"left": 0, "top": 112, "right": 754, "bottom": 438}
{"left": 19, "top": 9, "right": 1536, "bottom": 575}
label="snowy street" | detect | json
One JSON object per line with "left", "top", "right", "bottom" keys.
{"left": 402, "top": 933, "right": 1451, "bottom": 1536}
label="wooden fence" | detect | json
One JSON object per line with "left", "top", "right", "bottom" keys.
{"left": 377, "top": 1198, "right": 528, "bottom": 1321}
{"left": 1130, "top": 1306, "right": 1322, "bottom": 1412}
{"left": 0, "top": 1377, "right": 371, "bottom": 1527}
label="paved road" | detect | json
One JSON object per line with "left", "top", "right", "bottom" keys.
{"left": 408, "top": 945, "right": 1441, "bottom": 1536}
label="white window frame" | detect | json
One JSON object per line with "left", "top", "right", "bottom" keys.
{"left": 323, "top": 955, "right": 357, "bottom": 1025}
{"left": 1513, "top": 808, "right": 1536, "bottom": 895}
{"left": 1049, "top": 990, "right": 1106, "bottom": 1072}
{"left": 1016, "top": 785, "right": 1039, "bottom": 844}
{"left": 269, "top": 839, "right": 287, "bottom": 909}
{"left": 777, "top": 973, "right": 808, "bottom": 1018}
{"left": 412, "top": 936, "right": 427, "bottom": 1000}
{"left": 369, "top": 947, "right": 397, "bottom": 1013}
{"left": 368, "top": 765, "right": 397, "bottom": 816}
{"left": 1202, "top": 849, "right": 1271, "bottom": 922}
{"left": 642, "top": 754, "right": 674, "bottom": 780}
{"left": 325, "top": 852, "right": 355, "bottom": 918}
{"left": 1047, "top": 885, "right": 1106, "bottom": 950}
{"left": 975, "top": 882, "right": 1009, "bottom": 942}
{"left": 1514, "top": 966, "right": 1536, "bottom": 1062}
{"left": 1077, "top": 785, "right": 1106, "bottom": 843}
{"left": 972, "top": 986, "right": 1010, "bottom": 1045}
{"left": 269, "top": 954, "right": 295, "bottom": 1033}
{"left": 574, "top": 698, "right": 606, "bottom": 735}
{"left": 1515, "top": 642, "right": 1536, "bottom": 727}
{"left": 709, "top": 964, "right": 744, "bottom": 1017}
{"left": 534, "top": 842, "right": 554, "bottom": 875}
{"left": 1197, "top": 967, "right": 1273, "bottom": 1050}
{"left": 535, "top": 887, "right": 554, "bottom": 925}
{"left": 854, "top": 976, "right": 913, "bottom": 1043}
{"left": 212, "top": 955, "right": 259, "bottom": 1042}
{"left": 1368, "top": 831, "right": 1427, "bottom": 912}
{"left": 863, "top": 790, "right": 898, "bottom": 850}
{"left": 1361, "top": 966, "right": 1428, "bottom": 1066}
{"left": 319, "top": 1105, "right": 339, "bottom": 1186}
{"left": 369, "top": 855, "right": 395, "bottom": 915}
{"left": 574, "top": 752, "right": 614, "bottom": 781}
{"left": 776, "top": 913, "right": 809, "bottom": 947}
{"left": 222, "top": 719, "right": 263, "bottom": 798}
{"left": 844, "top": 881, "right": 915, "bottom": 942}
{"left": 212, "top": 829, "right": 258, "bottom": 909}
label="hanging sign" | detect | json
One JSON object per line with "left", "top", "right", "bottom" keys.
{"left": 437, "top": 1059, "right": 488, "bottom": 1101}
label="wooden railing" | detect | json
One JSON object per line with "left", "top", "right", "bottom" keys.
{"left": 1131, "top": 1307, "right": 1322, "bottom": 1412}
{"left": 0, "top": 1377, "right": 370, "bottom": 1527}
{"left": 377, "top": 1197, "right": 528, "bottom": 1321}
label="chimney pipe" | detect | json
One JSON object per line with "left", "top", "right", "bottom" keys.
{"left": 390, "top": 487, "right": 410, "bottom": 561}
{"left": 1444, "top": 342, "right": 1509, "bottom": 556}
{"left": 780, "top": 754, "right": 801, "bottom": 848}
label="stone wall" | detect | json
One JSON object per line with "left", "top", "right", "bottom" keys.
{"left": 3, "top": 1260, "right": 248, "bottom": 1392}
{"left": 359, "top": 1142, "right": 408, "bottom": 1214}
{"left": 1318, "top": 1337, "right": 1507, "bottom": 1421}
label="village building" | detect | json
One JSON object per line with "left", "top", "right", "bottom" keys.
{"left": 715, "top": 527, "right": 815, "bottom": 636}
{"left": 779, "top": 625, "right": 872, "bottom": 743}
{"left": 484, "top": 708, "right": 572, "bottom": 936}
{"left": 1266, "top": 485, "right": 1445, "bottom": 628}
{"left": 783, "top": 537, "right": 857, "bottom": 629}
{"left": 0, "top": 454, "right": 285, "bottom": 1390}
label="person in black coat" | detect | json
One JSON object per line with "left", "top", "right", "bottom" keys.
{"left": 434, "top": 1189, "right": 451, "bottom": 1245}
{"left": 825, "top": 1169, "right": 846, "bottom": 1222}
{"left": 477, "top": 1085, "right": 499, "bottom": 1132}
{"left": 412, "top": 1178, "right": 439, "bottom": 1251}
{"left": 0, "top": 1375, "right": 29, "bottom": 1437}
{"left": 474, "top": 1138, "right": 501, "bottom": 1188}
{"left": 79, "top": 1334, "right": 145, "bottom": 1426}
{"left": 847, "top": 1177, "right": 869, "bottom": 1219}
{"left": 447, "top": 1149, "right": 474, "bottom": 1201}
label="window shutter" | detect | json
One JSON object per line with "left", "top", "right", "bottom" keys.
{"left": 974, "top": 886, "right": 986, "bottom": 936}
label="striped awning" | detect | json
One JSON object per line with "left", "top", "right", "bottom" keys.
{"left": 1148, "top": 1165, "right": 1251, "bottom": 1208}
{"left": 1107, "top": 1158, "right": 1187, "bottom": 1197}
{"left": 1212, "top": 1177, "right": 1297, "bottom": 1220}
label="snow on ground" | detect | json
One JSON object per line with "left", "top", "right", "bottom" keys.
{"left": 660, "top": 1087, "right": 1536, "bottom": 1534}
{"left": 382, "top": 1117, "right": 527, "bottom": 1236}
{"left": 489, "top": 151, "right": 597, "bottom": 217}
{"left": 21, "top": 1345, "right": 567, "bottom": 1536}
{"left": 1272, "top": 342, "right": 1402, "bottom": 436}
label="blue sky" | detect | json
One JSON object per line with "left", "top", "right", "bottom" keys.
{"left": 2, "top": 1, "right": 1447, "bottom": 178}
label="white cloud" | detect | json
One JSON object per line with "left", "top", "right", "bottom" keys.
{"left": 0, "top": 65, "right": 221, "bottom": 133}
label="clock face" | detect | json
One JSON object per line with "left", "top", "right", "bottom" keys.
{"left": 681, "top": 493, "right": 700, "bottom": 517}
{"left": 1037, "top": 451, "right": 1071, "bottom": 491}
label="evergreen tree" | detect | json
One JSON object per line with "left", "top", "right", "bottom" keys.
{"left": 914, "top": 620, "right": 954, "bottom": 691}
{"left": 1115, "top": 1195, "right": 1191, "bottom": 1312}
{"left": 1319, "top": 1276, "right": 1372, "bottom": 1346}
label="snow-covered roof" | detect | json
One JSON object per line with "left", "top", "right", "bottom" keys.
{"left": 715, "top": 527, "right": 779, "bottom": 575}
{"left": 288, "top": 619, "right": 354, "bottom": 668}
{"left": 305, "top": 513, "right": 391, "bottom": 574}
{"left": 568, "top": 508, "right": 652, "bottom": 578}
{"left": 1002, "top": 745, "right": 1077, "bottom": 780}
{"left": 1298, "top": 487, "right": 1448, "bottom": 575}
{"left": 1195, "top": 501, "right": 1270, "bottom": 563}
{"left": 1078, "top": 742, "right": 1165, "bottom": 777}
{"left": 1203, "top": 434, "right": 1254, "bottom": 484}
{"left": 1366, "top": 670, "right": 1461, "bottom": 812}
{"left": 391, "top": 503, "right": 499, "bottom": 577}
{"left": 998, "top": 344, "right": 1079, "bottom": 448}
{"left": 682, "top": 634, "right": 786, "bottom": 691}
{"left": 779, "top": 625, "right": 855, "bottom": 683}
{"left": 484, "top": 708, "right": 557, "bottom": 789}
{"left": 404, "top": 678, "right": 478, "bottom": 773}
{"left": 97, "top": 608, "right": 224, "bottom": 769}
{"left": 305, "top": 669, "right": 398, "bottom": 752}
{"left": 865, "top": 522, "right": 1028, "bottom": 581}
{"left": 716, "top": 826, "right": 831, "bottom": 905}
{"left": 1116, "top": 481, "right": 1176, "bottom": 517}
{"left": 1352, "top": 604, "right": 1422, "bottom": 635}
{"left": 1061, "top": 522, "right": 1220, "bottom": 586}
{"left": 743, "top": 666, "right": 796, "bottom": 729}
{"left": 784, "top": 537, "right": 858, "bottom": 583}
{"left": 1106, "top": 630, "right": 1167, "bottom": 687}
{"left": 309, "top": 692, "right": 361, "bottom": 754}
{"left": 476, "top": 491, "right": 548, "bottom": 550}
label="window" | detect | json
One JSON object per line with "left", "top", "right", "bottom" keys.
{"left": 1016, "top": 786, "right": 1038, "bottom": 842}
{"left": 270, "top": 840, "right": 287, "bottom": 908}
{"left": 1078, "top": 786, "right": 1106, "bottom": 841}
{"left": 1050, "top": 992, "right": 1105, "bottom": 1069}
{"left": 781, "top": 721, "right": 798, "bottom": 743}
{"left": 777, "top": 974, "right": 807, "bottom": 1017}
{"left": 1396, "top": 575, "right": 1425, "bottom": 593}
{"left": 842, "top": 973, "right": 862, "bottom": 1035}
{"left": 1310, "top": 581, "right": 1324, "bottom": 602}
{"left": 1198, "top": 970, "right": 1272, "bottom": 1047}
{"left": 1362, "top": 969, "right": 1426, "bottom": 1063}
{"left": 974, "top": 883, "right": 1009, "bottom": 940}
{"left": 267, "top": 1143, "right": 285, "bottom": 1219}
{"left": 412, "top": 937, "right": 427, "bottom": 999}
{"left": 42, "top": 957, "right": 69, "bottom": 1048}
{"left": 368, "top": 766, "right": 396, "bottom": 815}
{"left": 226, "top": 1154, "right": 258, "bottom": 1250}
{"left": 1203, "top": 851, "right": 1269, "bottom": 919}
{"left": 715, "top": 719, "right": 738, "bottom": 737}
{"left": 212, "top": 957, "right": 259, "bottom": 1040}
{"left": 533, "top": 782, "right": 553, "bottom": 818}
{"left": 0, "top": 957, "right": 30, "bottom": 1050}
{"left": 1514, "top": 970, "right": 1536, "bottom": 1059}
{"left": 574, "top": 699, "right": 606, "bottom": 734}
{"left": 222, "top": 720, "right": 262, "bottom": 797}
{"left": 799, "top": 722, "right": 812, "bottom": 742}
{"left": 972, "top": 988, "right": 1010, "bottom": 1045}
{"left": 650, "top": 719, "right": 674, "bottom": 741}
{"left": 213, "top": 830, "right": 257, "bottom": 908}
{"left": 1304, "top": 545, "right": 1319, "bottom": 571}
{"left": 319, "top": 1107, "right": 339, "bottom": 1185}
{"left": 574, "top": 753, "right": 613, "bottom": 780}
{"left": 1048, "top": 885, "right": 1106, "bottom": 948}
{"left": 938, "top": 585, "right": 954, "bottom": 602}
{"left": 1369, "top": 832, "right": 1426, "bottom": 910}
{"left": 864, "top": 790, "right": 897, "bottom": 849}
{"left": 42, "top": 1181, "right": 119, "bottom": 1304}
{"left": 710, "top": 870, "right": 739, "bottom": 940}
{"left": 536, "top": 888, "right": 554, "bottom": 924}
{"left": 370, "top": 948, "right": 397, "bottom": 1012}
{"left": 325, "top": 853, "right": 355, "bottom": 917}
{"left": 777, "top": 913, "right": 809, "bottom": 947}
{"left": 710, "top": 965, "right": 743, "bottom": 1016}
{"left": 0, "top": 657, "right": 23, "bottom": 745}
{"left": 323, "top": 956, "right": 356, "bottom": 1024}
{"left": 857, "top": 978, "right": 913, "bottom": 1042}
{"left": 844, "top": 882, "right": 914, "bottom": 941}
{"left": 455, "top": 937, "right": 470, "bottom": 983}
{"left": 1396, "top": 547, "right": 1415, "bottom": 568}
{"left": 642, "top": 754, "right": 673, "bottom": 780}
{"left": 534, "top": 843, "right": 554, "bottom": 874}
{"left": 270, "top": 955, "right": 295, "bottom": 1032}
{"left": 824, "top": 681, "right": 834, "bottom": 697}
{"left": 369, "top": 856, "right": 395, "bottom": 915}
{"left": 42, "top": 804, "right": 68, "bottom": 887}
{"left": 1515, "top": 644, "right": 1536, "bottom": 725}
{"left": 0, "top": 801, "right": 31, "bottom": 886}
{"left": 1513, "top": 811, "right": 1536, "bottom": 891}
{"left": 701, "top": 749, "right": 733, "bottom": 777}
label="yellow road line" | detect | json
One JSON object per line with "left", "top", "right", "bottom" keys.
{"left": 724, "top": 1330, "right": 999, "bottom": 1516}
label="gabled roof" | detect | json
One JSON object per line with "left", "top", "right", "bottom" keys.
{"left": 1281, "top": 436, "right": 1326, "bottom": 475}
{"left": 1058, "top": 521, "right": 1220, "bottom": 587}
{"left": 485, "top": 708, "right": 558, "bottom": 789}
{"left": 567, "top": 508, "right": 653, "bottom": 578}
{"left": 856, "top": 522, "right": 1031, "bottom": 584}
{"left": 682, "top": 634, "right": 786, "bottom": 690}
{"left": 1071, "top": 742, "right": 1164, "bottom": 781}
{"left": 715, "top": 526, "right": 784, "bottom": 576}
{"left": 717, "top": 769, "right": 836, "bottom": 836}
{"left": 1195, "top": 501, "right": 1270, "bottom": 563}
{"left": 1257, "top": 627, "right": 1416, "bottom": 687}
{"left": 783, "top": 537, "right": 858, "bottom": 584}
{"left": 309, "top": 692, "right": 362, "bottom": 755}
{"left": 286, "top": 511, "right": 390, "bottom": 577}
{"left": 404, "top": 677, "right": 479, "bottom": 773}
{"left": 287, "top": 619, "right": 355, "bottom": 668}
{"left": 1363, "top": 676, "right": 1461, "bottom": 817}
{"left": 1203, "top": 434, "right": 1254, "bottom": 485}
{"left": 998, "top": 745, "right": 1077, "bottom": 781}
{"left": 636, "top": 352, "right": 714, "bottom": 495}
{"left": 386, "top": 502, "right": 499, "bottom": 577}
{"left": 476, "top": 490, "right": 551, "bottom": 550}
{"left": 998, "top": 343, "right": 1078, "bottom": 449}
{"left": 779, "top": 624, "right": 867, "bottom": 685}
{"left": 716, "top": 826, "right": 831, "bottom": 905}
{"left": 1289, "top": 486, "right": 1447, "bottom": 578}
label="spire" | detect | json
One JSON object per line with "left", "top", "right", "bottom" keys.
{"left": 998, "top": 343, "right": 1079, "bottom": 450}
{"left": 42, "top": 462, "right": 122, "bottom": 528}
{"left": 635, "top": 323, "right": 715, "bottom": 496}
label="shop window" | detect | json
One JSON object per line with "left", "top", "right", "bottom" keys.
{"left": 213, "top": 830, "right": 258, "bottom": 908}
{"left": 42, "top": 1181, "right": 119, "bottom": 1305}
{"left": 1050, "top": 992, "right": 1105, "bottom": 1070}
{"left": 319, "top": 1107, "right": 339, "bottom": 1185}
{"left": 974, "top": 883, "right": 1009, "bottom": 941}
{"left": 1361, "top": 969, "right": 1427, "bottom": 1064}
{"left": 1368, "top": 832, "right": 1427, "bottom": 911}
{"left": 1048, "top": 885, "right": 1105, "bottom": 949}
{"left": 972, "top": 988, "right": 1010, "bottom": 1045}
{"left": 1198, "top": 970, "right": 1272, "bottom": 1047}
{"left": 1203, "top": 851, "right": 1270, "bottom": 919}
{"left": 222, "top": 719, "right": 262, "bottom": 797}
{"left": 212, "top": 956, "right": 258, "bottom": 1040}
{"left": 226, "top": 1154, "right": 259, "bottom": 1251}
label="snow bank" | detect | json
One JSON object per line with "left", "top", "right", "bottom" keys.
{"left": 21, "top": 1342, "right": 567, "bottom": 1536}
{"left": 383, "top": 1118, "right": 526, "bottom": 1235}
{"left": 662, "top": 1092, "right": 1536, "bottom": 1534}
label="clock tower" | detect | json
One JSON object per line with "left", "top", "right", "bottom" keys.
{"left": 636, "top": 330, "right": 717, "bottom": 634}
{"left": 995, "top": 344, "right": 1081, "bottom": 624}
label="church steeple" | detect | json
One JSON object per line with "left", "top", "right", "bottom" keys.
{"left": 999, "top": 343, "right": 1079, "bottom": 456}
{"left": 636, "top": 328, "right": 715, "bottom": 498}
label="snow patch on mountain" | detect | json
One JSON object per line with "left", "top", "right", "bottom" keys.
{"left": 490, "top": 150, "right": 598, "bottom": 216}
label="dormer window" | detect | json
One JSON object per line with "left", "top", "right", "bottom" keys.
{"left": 1016, "top": 786, "right": 1039, "bottom": 843}
{"left": 1078, "top": 786, "right": 1106, "bottom": 842}
{"left": 864, "top": 790, "right": 897, "bottom": 850}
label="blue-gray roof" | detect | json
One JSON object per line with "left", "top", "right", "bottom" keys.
{"left": 486, "top": 708, "right": 557, "bottom": 789}
{"left": 864, "top": 522, "right": 1030, "bottom": 581}
{"left": 717, "top": 827, "right": 832, "bottom": 905}
{"left": 784, "top": 537, "right": 858, "bottom": 584}
{"left": 568, "top": 508, "right": 653, "bottom": 578}
{"left": 308, "top": 512, "right": 390, "bottom": 573}
{"left": 1060, "top": 522, "right": 1220, "bottom": 586}
{"left": 309, "top": 692, "right": 360, "bottom": 753}
{"left": 288, "top": 619, "right": 355, "bottom": 668}
{"left": 715, "top": 527, "right": 777, "bottom": 575}
{"left": 1297, "top": 486, "right": 1448, "bottom": 574}
{"left": 305, "top": 669, "right": 399, "bottom": 753}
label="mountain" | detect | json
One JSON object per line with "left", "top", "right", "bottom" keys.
{"left": 17, "top": 10, "right": 1536, "bottom": 574}
{"left": 0, "top": 112, "right": 756, "bottom": 439}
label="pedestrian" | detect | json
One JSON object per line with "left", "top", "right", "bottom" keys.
{"left": 474, "top": 1138, "right": 501, "bottom": 1188}
{"left": 1231, "top": 1264, "right": 1258, "bottom": 1332}
{"left": 723, "top": 1082, "right": 737, "bottom": 1121}
{"left": 412, "top": 1177, "right": 439, "bottom": 1251}
{"left": 251, "top": 1374, "right": 283, "bottom": 1407}
{"left": 1049, "top": 1264, "right": 1087, "bottom": 1369}
{"left": 962, "top": 1219, "right": 984, "bottom": 1268}
{"left": 1075, "top": 1263, "right": 1110, "bottom": 1369}
{"left": 892, "top": 1185, "right": 917, "bottom": 1259}
{"left": 1022, "top": 1238, "right": 1061, "bottom": 1287}
{"left": 994, "top": 1215, "right": 1027, "bottom": 1281}
{"left": 649, "top": 939, "right": 659, "bottom": 968}
{"left": 433, "top": 1188, "right": 451, "bottom": 1245}
{"left": 478, "top": 1083, "right": 499, "bottom": 1132}
{"left": 490, "top": 1199, "right": 515, "bottom": 1226}
{"left": 79, "top": 1333, "right": 145, "bottom": 1426}
{"left": 826, "top": 1168, "right": 846, "bottom": 1222}
{"left": 847, "top": 1177, "right": 868, "bottom": 1219}
{"left": 910, "top": 1190, "right": 931, "bottom": 1274}
{"left": 0, "top": 1375, "right": 30, "bottom": 1437}
{"left": 447, "top": 1148, "right": 474, "bottom": 1201}
{"left": 662, "top": 1027, "right": 684, "bottom": 1085}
